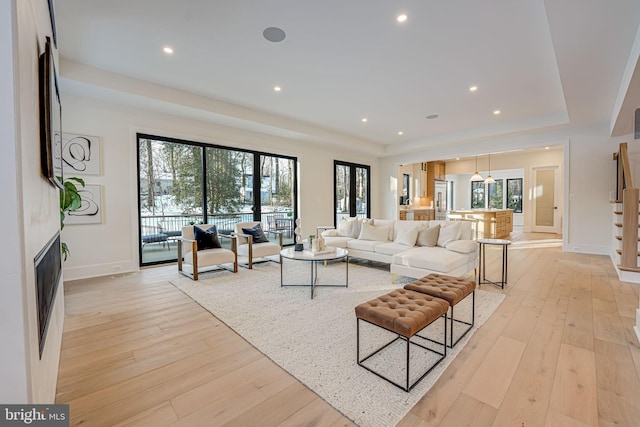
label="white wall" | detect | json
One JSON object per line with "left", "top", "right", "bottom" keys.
{"left": 379, "top": 123, "right": 628, "bottom": 256}
{"left": 59, "top": 93, "right": 379, "bottom": 280}
{"left": 0, "top": 0, "right": 65, "bottom": 403}
{"left": 0, "top": 0, "right": 29, "bottom": 403}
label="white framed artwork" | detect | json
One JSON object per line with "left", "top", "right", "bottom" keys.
{"left": 58, "top": 132, "right": 101, "bottom": 175}
{"left": 66, "top": 185, "right": 102, "bottom": 225}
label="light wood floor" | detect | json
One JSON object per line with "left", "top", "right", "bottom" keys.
{"left": 56, "top": 232, "right": 640, "bottom": 426}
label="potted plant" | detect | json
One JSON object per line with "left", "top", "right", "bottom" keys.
{"left": 59, "top": 176, "right": 85, "bottom": 260}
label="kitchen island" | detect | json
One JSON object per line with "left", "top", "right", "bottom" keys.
{"left": 399, "top": 208, "right": 435, "bottom": 221}
{"left": 448, "top": 209, "right": 513, "bottom": 239}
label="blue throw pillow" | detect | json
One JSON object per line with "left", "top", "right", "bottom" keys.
{"left": 194, "top": 225, "right": 221, "bottom": 250}
{"left": 242, "top": 224, "right": 270, "bottom": 244}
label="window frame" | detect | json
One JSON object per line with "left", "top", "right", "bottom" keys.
{"left": 333, "top": 160, "right": 371, "bottom": 226}
{"left": 137, "top": 133, "right": 298, "bottom": 266}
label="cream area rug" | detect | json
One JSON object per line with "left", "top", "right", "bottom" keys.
{"left": 170, "top": 259, "right": 504, "bottom": 427}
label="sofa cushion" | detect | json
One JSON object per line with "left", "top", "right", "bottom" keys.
{"left": 347, "top": 238, "right": 384, "bottom": 252}
{"left": 431, "top": 220, "right": 474, "bottom": 240}
{"left": 392, "top": 246, "right": 473, "bottom": 273}
{"left": 337, "top": 217, "right": 356, "bottom": 237}
{"left": 394, "top": 226, "right": 419, "bottom": 246}
{"left": 437, "top": 222, "right": 461, "bottom": 247}
{"left": 358, "top": 222, "right": 391, "bottom": 242}
{"left": 371, "top": 219, "right": 395, "bottom": 240}
{"left": 338, "top": 217, "right": 370, "bottom": 238}
{"left": 446, "top": 239, "right": 478, "bottom": 254}
{"left": 374, "top": 242, "right": 413, "bottom": 256}
{"left": 416, "top": 225, "right": 440, "bottom": 247}
{"left": 393, "top": 220, "right": 426, "bottom": 240}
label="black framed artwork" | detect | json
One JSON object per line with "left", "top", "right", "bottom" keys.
{"left": 39, "top": 36, "right": 64, "bottom": 190}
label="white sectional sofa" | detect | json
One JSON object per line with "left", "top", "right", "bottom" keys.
{"left": 321, "top": 218, "right": 478, "bottom": 280}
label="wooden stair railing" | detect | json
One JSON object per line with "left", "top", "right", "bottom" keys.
{"left": 614, "top": 142, "right": 640, "bottom": 271}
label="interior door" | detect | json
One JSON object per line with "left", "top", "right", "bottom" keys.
{"left": 532, "top": 166, "right": 561, "bottom": 233}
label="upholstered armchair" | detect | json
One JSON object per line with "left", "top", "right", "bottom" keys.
{"left": 233, "top": 221, "right": 283, "bottom": 268}
{"left": 178, "top": 224, "right": 238, "bottom": 280}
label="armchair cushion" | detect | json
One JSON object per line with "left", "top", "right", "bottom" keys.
{"left": 242, "top": 223, "right": 270, "bottom": 243}
{"left": 194, "top": 225, "right": 222, "bottom": 250}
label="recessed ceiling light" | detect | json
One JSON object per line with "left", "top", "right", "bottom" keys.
{"left": 456, "top": 157, "right": 460, "bottom": 160}
{"left": 425, "top": 114, "right": 439, "bottom": 119}
{"left": 263, "top": 27, "right": 286, "bottom": 43}
{"left": 163, "top": 46, "right": 174, "bottom": 54}
{"left": 397, "top": 131, "right": 404, "bottom": 135}
{"left": 469, "top": 85, "right": 478, "bottom": 92}
{"left": 493, "top": 110, "right": 501, "bottom": 115}
{"left": 274, "top": 86, "right": 282, "bottom": 92}
{"left": 397, "top": 14, "right": 408, "bottom": 23}
{"left": 361, "top": 118, "right": 368, "bottom": 123}
{"left": 545, "top": 146, "right": 550, "bottom": 150}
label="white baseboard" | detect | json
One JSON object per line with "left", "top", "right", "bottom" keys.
{"left": 634, "top": 326, "right": 640, "bottom": 346}
{"left": 63, "top": 260, "right": 138, "bottom": 281}
{"left": 563, "top": 243, "right": 609, "bottom": 256}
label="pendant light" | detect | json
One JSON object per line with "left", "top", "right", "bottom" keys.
{"left": 484, "top": 153, "right": 495, "bottom": 184}
{"left": 469, "top": 156, "right": 484, "bottom": 181}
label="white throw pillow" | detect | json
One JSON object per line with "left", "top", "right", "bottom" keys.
{"left": 351, "top": 218, "right": 370, "bottom": 239}
{"left": 446, "top": 239, "right": 478, "bottom": 254}
{"left": 358, "top": 223, "right": 390, "bottom": 241}
{"left": 338, "top": 217, "right": 369, "bottom": 238}
{"left": 416, "top": 225, "right": 440, "bottom": 247}
{"left": 437, "top": 222, "right": 461, "bottom": 247}
{"left": 371, "top": 219, "right": 395, "bottom": 240}
{"left": 394, "top": 227, "right": 419, "bottom": 246}
{"left": 337, "top": 217, "right": 354, "bottom": 237}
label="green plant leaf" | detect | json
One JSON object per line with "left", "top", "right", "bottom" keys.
{"left": 59, "top": 176, "right": 87, "bottom": 260}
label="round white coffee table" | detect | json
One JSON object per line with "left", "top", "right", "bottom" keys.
{"left": 280, "top": 247, "right": 349, "bottom": 299}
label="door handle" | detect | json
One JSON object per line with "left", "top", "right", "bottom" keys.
{"left": 554, "top": 207, "right": 558, "bottom": 209}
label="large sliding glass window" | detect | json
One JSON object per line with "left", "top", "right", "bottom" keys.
{"left": 138, "top": 134, "right": 297, "bottom": 266}
{"left": 334, "top": 161, "right": 370, "bottom": 225}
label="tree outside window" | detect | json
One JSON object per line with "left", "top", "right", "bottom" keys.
{"left": 471, "top": 181, "right": 485, "bottom": 208}
{"left": 488, "top": 179, "right": 503, "bottom": 209}
{"left": 507, "top": 178, "right": 523, "bottom": 213}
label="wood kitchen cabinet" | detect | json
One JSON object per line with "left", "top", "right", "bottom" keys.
{"left": 399, "top": 209, "right": 434, "bottom": 221}
{"left": 433, "top": 161, "right": 446, "bottom": 180}
{"left": 426, "top": 161, "right": 446, "bottom": 199}
{"left": 448, "top": 209, "right": 513, "bottom": 238}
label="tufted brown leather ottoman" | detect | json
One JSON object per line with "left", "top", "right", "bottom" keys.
{"left": 355, "top": 288, "right": 449, "bottom": 392}
{"left": 404, "top": 273, "right": 476, "bottom": 348}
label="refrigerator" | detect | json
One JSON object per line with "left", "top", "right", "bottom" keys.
{"left": 434, "top": 180, "right": 447, "bottom": 220}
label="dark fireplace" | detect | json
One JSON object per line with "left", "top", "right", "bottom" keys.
{"left": 34, "top": 231, "right": 62, "bottom": 358}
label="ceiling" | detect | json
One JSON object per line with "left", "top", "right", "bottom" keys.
{"left": 55, "top": 1, "right": 640, "bottom": 155}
